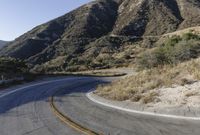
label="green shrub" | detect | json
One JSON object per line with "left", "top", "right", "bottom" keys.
{"left": 138, "top": 33, "right": 200, "bottom": 69}
{"left": 182, "top": 33, "right": 200, "bottom": 40}
{"left": 0, "top": 57, "right": 28, "bottom": 79}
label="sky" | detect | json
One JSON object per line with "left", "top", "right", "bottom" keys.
{"left": 0, "top": 0, "right": 91, "bottom": 41}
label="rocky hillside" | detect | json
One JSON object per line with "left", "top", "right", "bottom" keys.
{"left": 0, "top": 0, "right": 200, "bottom": 72}
{"left": 0, "top": 40, "right": 8, "bottom": 49}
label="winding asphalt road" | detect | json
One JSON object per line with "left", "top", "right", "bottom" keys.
{"left": 0, "top": 76, "right": 200, "bottom": 135}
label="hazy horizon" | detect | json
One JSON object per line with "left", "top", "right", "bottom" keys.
{"left": 0, "top": 0, "right": 91, "bottom": 41}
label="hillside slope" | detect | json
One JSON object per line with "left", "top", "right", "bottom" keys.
{"left": 0, "top": 40, "right": 8, "bottom": 49}
{"left": 0, "top": 0, "right": 200, "bottom": 72}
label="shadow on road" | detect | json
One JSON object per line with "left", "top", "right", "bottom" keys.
{"left": 0, "top": 76, "right": 111, "bottom": 114}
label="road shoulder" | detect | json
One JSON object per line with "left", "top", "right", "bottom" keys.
{"left": 87, "top": 92, "right": 200, "bottom": 120}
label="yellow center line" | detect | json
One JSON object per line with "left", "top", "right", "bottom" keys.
{"left": 49, "top": 96, "right": 103, "bottom": 135}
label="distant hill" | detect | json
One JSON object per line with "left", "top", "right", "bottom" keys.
{"left": 0, "top": 40, "right": 8, "bottom": 49}
{"left": 0, "top": 0, "right": 200, "bottom": 72}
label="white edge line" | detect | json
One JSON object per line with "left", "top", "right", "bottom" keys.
{"left": 86, "top": 92, "right": 200, "bottom": 120}
{"left": 0, "top": 78, "right": 79, "bottom": 98}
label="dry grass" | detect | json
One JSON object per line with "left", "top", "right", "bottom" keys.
{"left": 163, "top": 26, "right": 200, "bottom": 37}
{"left": 49, "top": 70, "right": 126, "bottom": 77}
{"left": 95, "top": 58, "right": 200, "bottom": 103}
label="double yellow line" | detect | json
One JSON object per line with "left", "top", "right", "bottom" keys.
{"left": 49, "top": 96, "right": 102, "bottom": 135}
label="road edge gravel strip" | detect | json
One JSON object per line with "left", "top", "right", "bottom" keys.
{"left": 86, "top": 92, "right": 200, "bottom": 120}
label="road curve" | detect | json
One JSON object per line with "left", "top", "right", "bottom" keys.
{"left": 0, "top": 76, "right": 200, "bottom": 135}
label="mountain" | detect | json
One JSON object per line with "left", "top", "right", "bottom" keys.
{"left": 0, "top": 40, "right": 8, "bottom": 49}
{"left": 0, "top": 0, "right": 200, "bottom": 72}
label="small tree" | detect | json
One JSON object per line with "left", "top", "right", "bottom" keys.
{"left": 0, "top": 57, "right": 28, "bottom": 79}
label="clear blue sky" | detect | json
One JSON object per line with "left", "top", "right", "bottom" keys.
{"left": 0, "top": 0, "right": 91, "bottom": 41}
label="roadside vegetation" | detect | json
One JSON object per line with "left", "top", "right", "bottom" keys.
{"left": 48, "top": 70, "right": 126, "bottom": 77}
{"left": 95, "top": 33, "right": 200, "bottom": 103}
{"left": 138, "top": 33, "right": 200, "bottom": 69}
{"left": 0, "top": 57, "right": 34, "bottom": 88}
{"left": 0, "top": 57, "right": 28, "bottom": 79}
